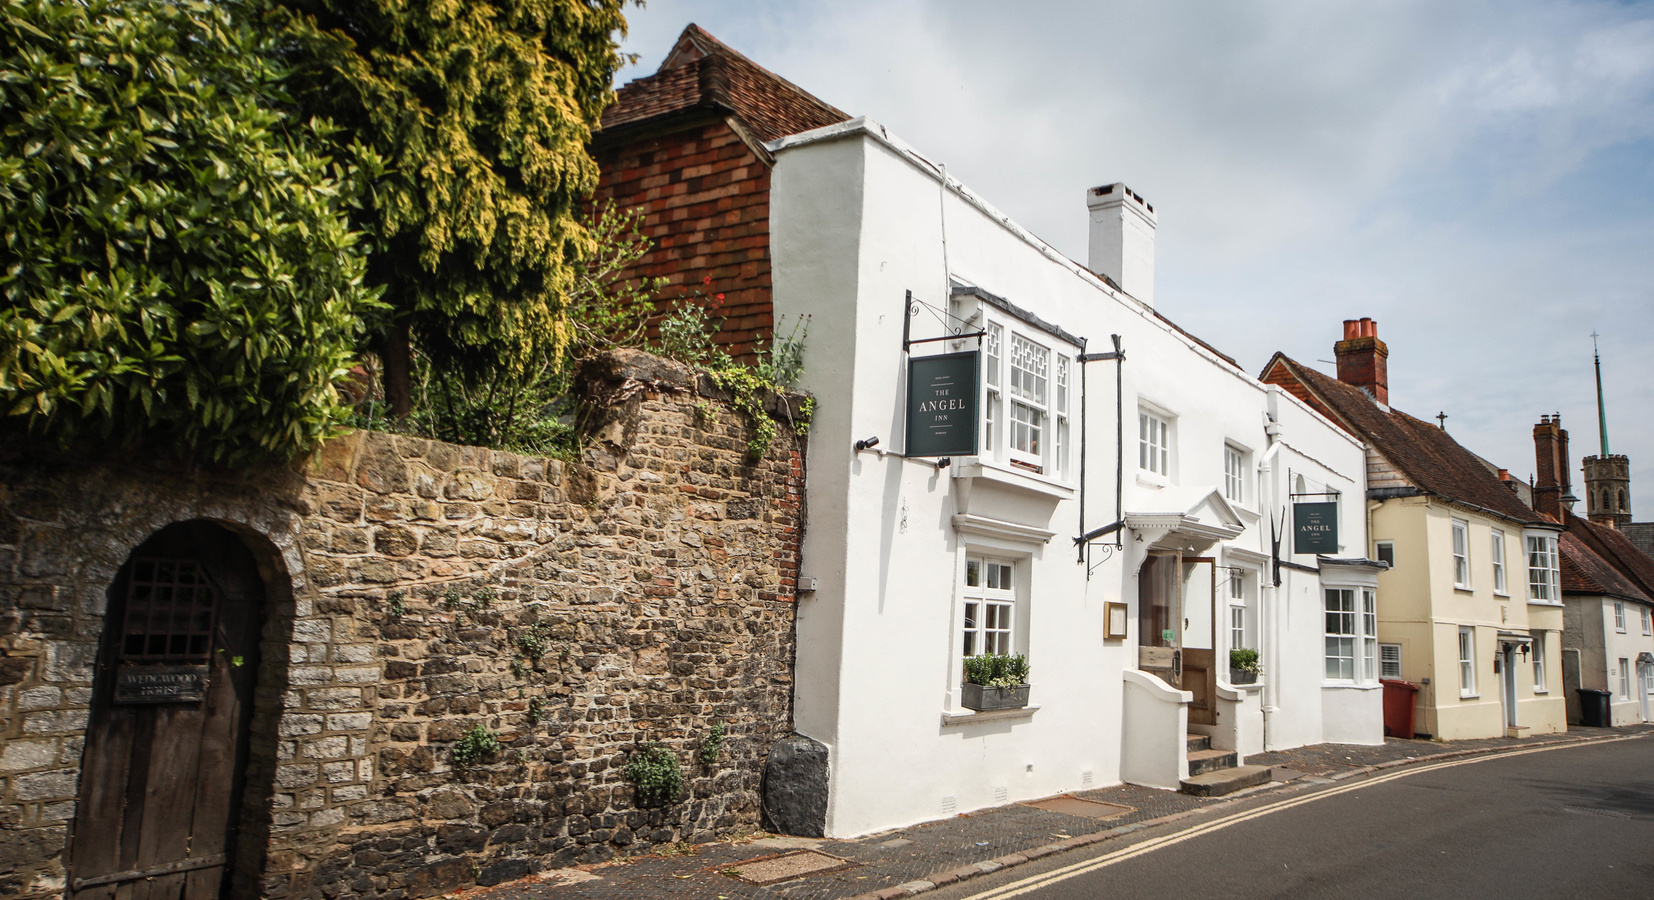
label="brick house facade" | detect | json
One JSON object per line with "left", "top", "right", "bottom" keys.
{"left": 590, "top": 25, "right": 849, "bottom": 361}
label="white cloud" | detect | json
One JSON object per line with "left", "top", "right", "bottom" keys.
{"left": 616, "top": 0, "right": 1654, "bottom": 513}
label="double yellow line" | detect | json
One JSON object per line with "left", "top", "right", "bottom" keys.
{"left": 961, "top": 736, "right": 1642, "bottom": 899}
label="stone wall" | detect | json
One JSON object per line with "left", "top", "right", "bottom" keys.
{"left": 0, "top": 350, "right": 807, "bottom": 899}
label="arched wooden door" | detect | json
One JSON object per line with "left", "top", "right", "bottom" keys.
{"left": 69, "top": 522, "right": 266, "bottom": 900}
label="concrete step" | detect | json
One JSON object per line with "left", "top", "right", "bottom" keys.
{"left": 1185, "top": 733, "right": 1211, "bottom": 753}
{"left": 1180, "top": 765, "right": 1274, "bottom": 797}
{"left": 1187, "top": 748, "right": 1238, "bottom": 777}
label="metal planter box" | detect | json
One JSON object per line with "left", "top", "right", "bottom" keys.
{"left": 1229, "top": 668, "right": 1258, "bottom": 685}
{"left": 960, "top": 683, "right": 1030, "bottom": 711}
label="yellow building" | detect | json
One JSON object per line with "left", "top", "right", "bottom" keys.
{"left": 1262, "top": 320, "right": 1568, "bottom": 740}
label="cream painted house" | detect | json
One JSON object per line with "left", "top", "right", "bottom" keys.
{"left": 1262, "top": 325, "right": 1567, "bottom": 740}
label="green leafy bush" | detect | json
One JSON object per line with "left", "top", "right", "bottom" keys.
{"left": 699, "top": 722, "right": 725, "bottom": 767}
{"left": 452, "top": 723, "right": 499, "bottom": 767}
{"left": 624, "top": 743, "right": 683, "bottom": 808}
{"left": 0, "top": 0, "right": 381, "bottom": 464}
{"left": 1230, "top": 648, "right": 1261, "bottom": 674}
{"left": 963, "top": 653, "right": 1030, "bottom": 688}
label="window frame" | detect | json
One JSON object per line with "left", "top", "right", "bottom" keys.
{"left": 1642, "top": 606, "right": 1651, "bottom": 637}
{"left": 1139, "top": 409, "right": 1171, "bottom": 478}
{"left": 1451, "top": 519, "right": 1471, "bottom": 589}
{"left": 1324, "top": 587, "right": 1358, "bottom": 683}
{"left": 1526, "top": 534, "right": 1560, "bottom": 604}
{"left": 1615, "top": 601, "right": 1627, "bottom": 633}
{"left": 1490, "top": 529, "right": 1508, "bottom": 596}
{"left": 1223, "top": 444, "right": 1246, "bottom": 505}
{"left": 1379, "top": 643, "right": 1402, "bottom": 679}
{"left": 1458, "top": 627, "right": 1477, "bottom": 698}
{"left": 1375, "top": 541, "right": 1394, "bottom": 568}
{"left": 1005, "top": 332, "right": 1051, "bottom": 472}
{"left": 1228, "top": 570, "right": 1248, "bottom": 653}
{"left": 1619, "top": 657, "right": 1631, "bottom": 700}
{"left": 962, "top": 556, "right": 1018, "bottom": 661}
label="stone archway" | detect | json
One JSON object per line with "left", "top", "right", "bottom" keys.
{"left": 69, "top": 521, "right": 270, "bottom": 899}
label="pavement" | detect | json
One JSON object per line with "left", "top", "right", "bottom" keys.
{"left": 456, "top": 725, "right": 1653, "bottom": 900}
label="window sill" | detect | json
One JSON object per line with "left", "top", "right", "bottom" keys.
{"left": 1453, "top": 586, "right": 1474, "bottom": 594}
{"left": 1527, "top": 600, "right": 1563, "bottom": 607}
{"left": 954, "top": 460, "right": 1074, "bottom": 500}
{"left": 1322, "top": 682, "right": 1382, "bottom": 691}
{"left": 1136, "top": 471, "right": 1170, "bottom": 489}
{"left": 941, "top": 705, "right": 1040, "bottom": 727}
{"left": 1493, "top": 591, "right": 1510, "bottom": 599}
{"left": 1460, "top": 692, "right": 1480, "bottom": 700}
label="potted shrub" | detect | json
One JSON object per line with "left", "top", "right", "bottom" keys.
{"left": 1230, "top": 648, "right": 1261, "bottom": 685}
{"left": 961, "top": 653, "right": 1031, "bottom": 711}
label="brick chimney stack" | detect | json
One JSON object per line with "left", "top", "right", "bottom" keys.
{"left": 1533, "top": 413, "right": 1574, "bottom": 520}
{"left": 1334, "top": 318, "right": 1388, "bottom": 404}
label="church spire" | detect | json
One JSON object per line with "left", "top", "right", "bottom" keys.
{"left": 1593, "top": 331, "right": 1610, "bottom": 457}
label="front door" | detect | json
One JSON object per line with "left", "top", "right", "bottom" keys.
{"left": 69, "top": 523, "right": 266, "bottom": 899}
{"left": 1501, "top": 645, "right": 1519, "bottom": 728}
{"left": 1138, "top": 553, "right": 1181, "bottom": 686}
{"left": 1640, "top": 664, "right": 1652, "bottom": 723}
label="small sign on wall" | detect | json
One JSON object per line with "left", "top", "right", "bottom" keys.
{"left": 906, "top": 351, "right": 979, "bottom": 457}
{"left": 1293, "top": 502, "right": 1339, "bottom": 555}
{"left": 115, "top": 665, "right": 209, "bottom": 704}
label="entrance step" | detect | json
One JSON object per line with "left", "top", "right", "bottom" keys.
{"left": 1180, "top": 764, "right": 1274, "bottom": 797}
{"left": 1187, "top": 748, "right": 1238, "bottom": 777}
{"left": 1186, "top": 733, "right": 1211, "bottom": 753}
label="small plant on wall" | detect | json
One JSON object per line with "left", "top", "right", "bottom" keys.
{"left": 624, "top": 743, "right": 684, "bottom": 808}
{"left": 1230, "top": 648, "right": 1261, "bottom": 685}
{"left": 453, "top": 724, "right": 500, "bottom": 767}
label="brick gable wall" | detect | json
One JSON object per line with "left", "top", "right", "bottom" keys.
{"left": 592, "top": 121, "right": 776, "bottom": 363}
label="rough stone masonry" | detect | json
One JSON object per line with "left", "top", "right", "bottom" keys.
{"left": 0, "top": 350, "right": 808, "bottom": 899}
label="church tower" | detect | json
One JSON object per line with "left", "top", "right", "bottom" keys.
{"left": 1582, "top": 334, "right": 1632, "bottom": 528}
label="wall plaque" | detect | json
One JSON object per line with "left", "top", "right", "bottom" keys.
{"left": 1293, "top": 502, "right": 1339, "bottom": 555}
{"left": 115, "top": 665, "right": 209, "bottom": 704}
{"left": 906, "top": 351, "right": 979, "bottom": 457}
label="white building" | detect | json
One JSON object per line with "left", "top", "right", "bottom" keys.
{"left": 766, "top": 117, "right": 1383, "bottom": 838}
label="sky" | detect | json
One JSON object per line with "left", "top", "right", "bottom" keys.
{"left": 614, "top": 0, "right": 1654, "bottom": 514}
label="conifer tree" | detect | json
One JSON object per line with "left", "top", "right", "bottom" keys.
{"left": 269, "top": 0, "right": 632, "bottom": 416}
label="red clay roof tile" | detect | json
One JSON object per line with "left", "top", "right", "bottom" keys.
{"left": 601, "top": 24, "right": 850, "bottom": 145}
{"left": 1261, "top": 355, "right": 1548, "bottom": 526}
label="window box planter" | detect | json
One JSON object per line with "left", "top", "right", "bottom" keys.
{"left": 1228, "top": 668, "right": 1258, "bottom": 685}
{"left": 961, "top": 682, "right": 1031, "bottom": 711}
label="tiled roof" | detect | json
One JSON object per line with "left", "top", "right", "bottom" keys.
{"left": 1566, "top": 511, "right": 1654, "bottom": 600}
{"left": 600, "top": 24, "right": 850, "bottom": 145}
{"left": 1560, "top": 531, "right": 1653, "bottom": 603}
{"left": 1261, "top": 355, "right": 1547, "bottom": 526}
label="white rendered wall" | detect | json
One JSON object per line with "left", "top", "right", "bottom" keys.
{"left": 769, "top": 120, "right": 1372, "bottom": 836}
{"left": 1598, "top": 599, "right": 1654, "bottom": 725}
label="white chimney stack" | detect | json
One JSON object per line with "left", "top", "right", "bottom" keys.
{"left": 1087, "top": 183, "right": 1156, "bottom": 307}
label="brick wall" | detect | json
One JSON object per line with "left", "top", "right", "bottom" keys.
{"left": 0, "top": 350, "right": 806, "bottom": 899}
{"left": 592, "top": 120, "right": 776, "bottom": 362}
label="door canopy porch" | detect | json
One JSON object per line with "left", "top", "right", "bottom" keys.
{"left": 1125, "top": 487, "right": 1245, "bottom": 555}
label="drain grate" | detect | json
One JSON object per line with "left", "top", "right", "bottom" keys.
{"left": 725, "top": 850, "right": 854, "bottom": 885}
{"left": 1022, "top": 795, "right": 1135, "bottom": 819}
{"left": 1563, "top": 805, "right": 1632, "bottom": 819}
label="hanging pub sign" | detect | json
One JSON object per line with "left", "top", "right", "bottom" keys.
{"left": 906, "top": 350, "right": 980, "bottom": 457}
{"left": 1293, "top": 502, "right": 1339, "bottom": 555}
